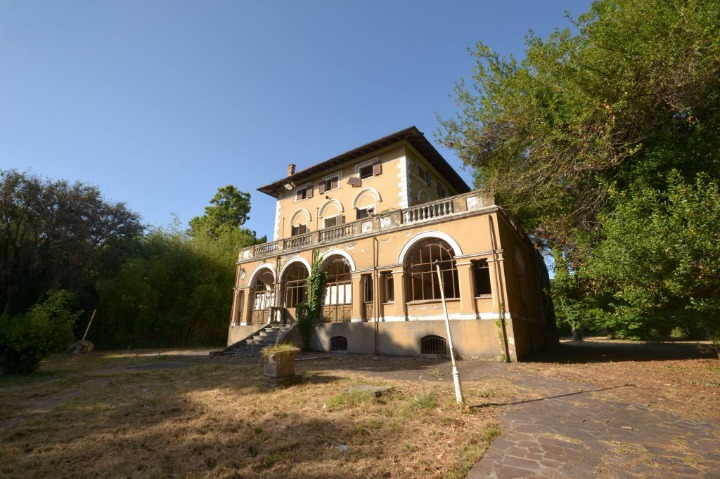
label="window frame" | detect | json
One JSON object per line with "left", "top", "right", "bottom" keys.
{"left": 294, "top": 182, "right": 313, "bottom": 202}
{"left": 406, "top": 239, "right": 459, "bottom": 301}
{"left": 319, "top": 173, "right": 341, "bottom": 194}
{"left": 356, "top": 158, "right": 382, "bottom": 180}
{"left": 472, "top": 259, "right": 492, "bottom": 297}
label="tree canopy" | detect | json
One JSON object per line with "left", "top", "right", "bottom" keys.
{"left": 438, "top": 0, "right": 720, "bottom": 347}
{"left": 0, "top": 170, "right": 143, "bottom": 317}
{"left": 439, "top": 0, "right": 720, "bottom": 247}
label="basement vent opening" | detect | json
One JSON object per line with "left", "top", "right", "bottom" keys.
{"left": 421, "top": 335, "right": 447, "bottom": 355}
{"left": 330, "top": 336, "right": 348, "bottom": 351}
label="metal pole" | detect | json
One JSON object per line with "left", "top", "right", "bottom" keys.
{"left": 82, "top": 309, "right": 96, "bottom": 341}
{"left": 435, "top": 262, "right": 464, "bottom": 405}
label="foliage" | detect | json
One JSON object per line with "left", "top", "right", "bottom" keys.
{"left": 297, "top": 249, "right": 327, "bottom": 351}
{"left": 95, "top": 220, "right": 259, "bottom": 348}
{"left": 0, "top": 170, "right": 143, "bottom": 318}
{"left": 188, "top": 185, "right": 254, "bottom": 239}
{"left": 438, "top": 0, "right": 720, "bottom": 251}
{"left": 438, "top": 0, "right": 720, "bottom": 340}
{"left": 590, "top": 172, "right": 720, "bottom": 355}
{"left": 0, "top": 290, "right": 80, "bottom": 374}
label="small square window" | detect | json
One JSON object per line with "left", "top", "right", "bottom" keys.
{"left": 291, "top": 224, "right": 308, "bottom": 236}
{"left": 356, "top": 206, "right": 374, "bottom": 220}
{"left": 324, "top": 216, "right": 339, "bottom": 228}
{"left": 359, "top": 164, "right": 374, "bottom": 179}
{"left": 295, "top": 184, "right": 313, "bottom": 201}
{"left": 319, "top": 175, "right": 339, "bottom": 194}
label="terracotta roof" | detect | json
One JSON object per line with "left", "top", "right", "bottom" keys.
{"left": 257, "top": 126, "right": 470, "bottom": 198}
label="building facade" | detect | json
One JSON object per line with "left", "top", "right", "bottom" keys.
{"left": 228, "top": 127, "right": 554, "bottom": 361}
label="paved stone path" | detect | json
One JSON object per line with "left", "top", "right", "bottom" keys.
{"left": 464, "top": 367, "right": 720, "bottom": 479}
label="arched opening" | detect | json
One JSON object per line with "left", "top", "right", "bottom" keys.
{"left": 322, "top": 255, "right": 352, "bottom": 323}
{"left": 282, "top": 262, "right": 309, "bottom": 309}
{"left": 330, "top": 336, "right": 348, "bottom": 351}
{"left": 249, "top": 269, "right": 275, "bottom": 324}
{"left": 405, "top": 238, "right": 459, "bottom": 301}
{"left": 421, "top": 335, "right": 447, "bottom": 355}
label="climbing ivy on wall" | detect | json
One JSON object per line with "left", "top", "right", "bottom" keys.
{"left": 297, "top": 249, "right": 326, "bottom": 350}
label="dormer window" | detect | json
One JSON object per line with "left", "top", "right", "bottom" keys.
{"left": 319, "top": 175, "right": 339, "bottom": 194}
{"left": 295, "top": 183, "right": 313, "bottom": 201}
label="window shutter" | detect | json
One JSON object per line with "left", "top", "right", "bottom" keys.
{"left": 373, "top": 162, "right": 382, "bottom": 176}
{"left": 306, "top": 184, "right": 313, "bottom": 198}
{"left": 319, "top": 182, "right": 326, "bottom": 194}
{"left": 331, "top": 177, "right": 338, "bottom": 189}
{"left": 295, "top": 190, "right": 302, "bottom": 201}
{"left": 340, "top": 215, "right": 345, "bottom": 224}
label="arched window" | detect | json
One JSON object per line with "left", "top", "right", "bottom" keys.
{"left": 283, "top": 263, "right": 308, "bottom": 308}
{"left": 421, "top": 335, "right": 447, "bottom": 355}
{"left": 406, "top": 239, "right": 459, "bottom": 301}
{"left": 249, "top": 270, "right": 274, "bottom": 324}
{"left": 322, "top": 256, "right": 352, "bottom": 322}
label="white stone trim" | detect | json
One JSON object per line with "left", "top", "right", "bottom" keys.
{"left": 397, "top": 155, "right": 409, "bottom": 209}
{"left": 351, "top": 188, "right": 382, "bottom": 209}
{"left": 319, "top": 248, "right": 357, "bottom": 271}
{"left": 278, "top": 256, "right": 312, "bottom": 280}
{"left": 247, "top": 263, "right": 277, "bottom": 287}
{"left": 319, "top": 198, "right": 344, "bottom": 218}
{"left": 397, "top": 231, "right": 464, "bottom": 265}
{"left": 289, "top": 208, "right": 312, "bottom": 226}
{"left": 273, "top": 200, "right": 282, "bottom": 241}
{"left": 380, "top": 315, "right": 407, "bottom": 322}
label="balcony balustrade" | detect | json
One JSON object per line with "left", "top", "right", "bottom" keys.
{"left": 238, "top": 190, "right": 496, "bottom": 262}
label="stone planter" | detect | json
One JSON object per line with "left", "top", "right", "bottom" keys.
{"left": 261, "top": 347, "right": 301, "bottom": 385}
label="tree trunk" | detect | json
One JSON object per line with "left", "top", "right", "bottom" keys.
{"left": 571, "top": 326, "right": 584, "bottom": 342}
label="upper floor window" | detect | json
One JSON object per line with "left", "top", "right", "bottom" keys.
{"left": 418, "top": 165, "right": 431, "bottom": 186}
{"left": 291, "top": 224, "right": 308, "bottom": 236}
{"left": 356, "top": 206, "right": 374, "bottom": 220}
{"left": 357, "top": 160, "right": 382, "bottom": 180}
{"left": 324, "top": 215, "right": 343, "bottom": 228}
{"left": 319, "top": 175, "right": 339, "bottom": 194}
{"left": 437, "top": 183, "right": 448, "bottom": 198}
{"left": 295, "top": 183, "right": 313, "bottom": 201}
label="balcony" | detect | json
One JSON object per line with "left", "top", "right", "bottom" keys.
{"left": 238, "top": 190, "right": 498, "bottom": 262}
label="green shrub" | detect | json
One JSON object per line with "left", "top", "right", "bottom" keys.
{"left": 0, "top": 290, "right": 80, "bottom": 374}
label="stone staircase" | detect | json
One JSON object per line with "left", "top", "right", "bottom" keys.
{"left": 211, "top": 324, "right": 293, "bottom": 358}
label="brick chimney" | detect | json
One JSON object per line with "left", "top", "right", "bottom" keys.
{"left": 287, "top": 164, "right": 296, "bottom": 176}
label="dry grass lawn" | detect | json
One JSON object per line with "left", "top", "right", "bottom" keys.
{"left": 1, "top": 340, "right": 717, "bottom": 479}
{"left": 0, "top": 351, "right": 504, "bottom": 479}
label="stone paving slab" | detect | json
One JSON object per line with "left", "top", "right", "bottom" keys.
{"left": 466, "top": 372, "right": 720, "bottom": 479}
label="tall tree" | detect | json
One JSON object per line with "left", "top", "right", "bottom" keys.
{"left": 590, "top": 172, "right": 720, "bottom": 355}
{"left": 0, "top": 170, "right": 143, "bottom": 316}
{"left": 188, "top": 185, "right": 252, "bottom": 239}
{"left": 438, "top": 0, "right": 720, "bottom": 341}
{"left": 438, "top": 0, "right": 720, "bottom": 252}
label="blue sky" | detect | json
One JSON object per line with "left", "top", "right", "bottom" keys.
{"left": 0, "top": 0, "right": 593, "bottom": 237}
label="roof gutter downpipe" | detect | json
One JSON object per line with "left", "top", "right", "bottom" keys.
{"left": 489, "top": 214, "right": 511, "bottom": 363}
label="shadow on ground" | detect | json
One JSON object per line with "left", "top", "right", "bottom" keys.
{"left": 528, "top": 338, "right": 717, "bottom": 364}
